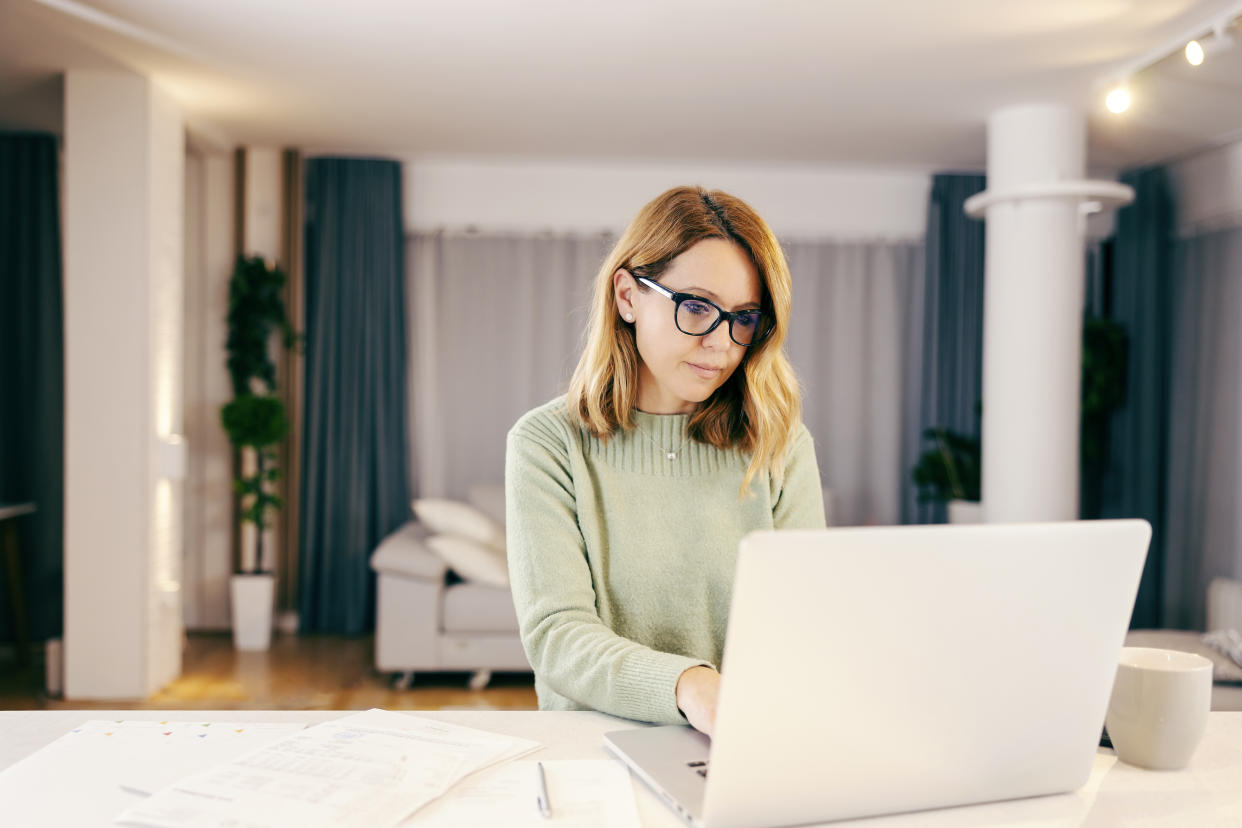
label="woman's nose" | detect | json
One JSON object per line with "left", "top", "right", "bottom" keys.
{"left": 701, "top": 321, "right": 732, "bottom": 350}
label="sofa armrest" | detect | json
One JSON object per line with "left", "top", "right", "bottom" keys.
{"left": 369, "top": 521, "right": 447, "bottom": 581}
{"left": 1208, "top": 577, "right": 1242, "bottom": 633}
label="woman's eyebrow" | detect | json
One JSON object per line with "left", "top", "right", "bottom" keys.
{"left": 672, "top": 285, "right": 762, "bottom": 311}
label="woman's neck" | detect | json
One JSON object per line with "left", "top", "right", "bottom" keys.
{"left": 635, "top": 397, "right": 697, "bottom": 415}
{"left": 635, "top": 373, "right": 697, "bottom": 415}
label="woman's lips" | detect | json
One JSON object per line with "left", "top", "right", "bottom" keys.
{"left": 686, "top": 361, "right": 723, "bottom": 379}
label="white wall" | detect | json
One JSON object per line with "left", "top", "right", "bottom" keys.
{"left": 182, "top": 146, "right": 286, "bottom": 630}
{"left": 393, "top": 155, "right": 1143, "bottom": 241}
{"left": 239, "top": 147, "right": 285, "bottom": 575}
{"left": 244, "top": 148, "right": 284, "bottom": 264}
{"left": 1169, "top": 138, "right": 1242, "bottom": 236}
{"left": 0, "top": 74, "right": 63, "bottom": 135}
{"left": 63, "top": 70, "right": 183, "bottom": 699}
{"left": 399, "top": 156, "right": 932, "bottom": 240}
{"left": 183, "top": 149, "right": 235, "bottom": 630}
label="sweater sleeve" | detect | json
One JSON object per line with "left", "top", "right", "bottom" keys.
{"left": 505, "top": 423, "right": 713, "bottom": 725}
{"left": 771, "top": 424, "right": 828, "bottom": 530}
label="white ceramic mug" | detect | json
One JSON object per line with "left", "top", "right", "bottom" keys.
{"left": 1105, "top": 646, "right": 1213, "bottom": 770}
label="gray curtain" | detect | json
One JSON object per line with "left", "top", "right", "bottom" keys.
{"left": 918, "top": 173, "right": 986, "bottom": 523}
{"left": 299, "top": 158, "right": 410, "bottom": 634}
{"left": 782, "top": 240, "right": 925, "bottom": 526}
{"left": 407, "top": 232, "right": 924, "bottom": 526}
{"left": 406, "top": 231, "right": 614, "bottom": 499}
{"left": 1163, "top": 226, "right": 1242, "bottom": 630}
{"left": 1102, "top": 166, "right": 1174, "bottom": 629}
{"left": 0, "top": 132, "right": 63, "bottom": 643}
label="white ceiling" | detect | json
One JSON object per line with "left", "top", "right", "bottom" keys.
{"left": 2, "top": 0, "right": 1241, "bottom": 171}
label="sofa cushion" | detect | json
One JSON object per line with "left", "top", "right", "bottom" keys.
{"left": 442, "top": 582, "right": 520, "bottom": 633}
{"left": 1126, "top": 629, "right": 1242, "bottom": 684}
{"left": 426, "top": 534, "right": 509, "bottom": 587}
{"left": 413, "top": 498, "right": 505, "bottom": 551}
{"left": 467, "top": 484, "right": 506, "bottom": 528}
{"left": 369, "top": 521, "right": 447, "bottom": 581}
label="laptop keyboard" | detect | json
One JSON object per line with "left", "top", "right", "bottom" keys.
{"left": 687, "top": 760, "right": 708, "bottom": 778}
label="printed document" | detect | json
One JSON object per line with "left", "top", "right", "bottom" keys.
{"left": 404, "top": 759, "right": 642, "bottom": 828}
{"left": 0, "top": 719, "right": 305, "bottom": 828}
{"left": 115, "top": 709, "right": 541, "bottom": 828}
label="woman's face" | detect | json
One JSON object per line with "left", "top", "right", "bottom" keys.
{"left": 614, "top": 238, "right": 762, "bottom": 414}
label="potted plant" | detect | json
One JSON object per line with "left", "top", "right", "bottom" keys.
{"left": 1080, "top": 316, "right": 1127, "bottom": 518}
{"left": 912, "top": 316, "right": 1128, "bottom": 523}
{"left": 912, "top": 427, "right": 982, "bottom": 523}
{"left": 220, "top": 256, "right": 298, "bottom": 651}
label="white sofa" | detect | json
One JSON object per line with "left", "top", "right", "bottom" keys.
{"left": 370, "top": 520, "right": 531, "bottom": 689}
{"left": 1125, "top": 577, "right": 1242, "bottom": 711}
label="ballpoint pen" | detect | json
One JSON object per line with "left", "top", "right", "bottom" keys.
{"left": 536, "top": 760, "right": 552, "bottom": 819}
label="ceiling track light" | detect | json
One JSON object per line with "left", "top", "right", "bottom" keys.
{"left": 1105, "top": 83, "right": 1131, "bottom": 114}
{"left": 1185, "top": 39, "right": 1205, "bottom": 65}
{"left": 1207, "top": 21, "right": 1235, "bottom": 55}
{"left": 1102, "top": 1, "right": 1242, "bottom": 112}
{"left": 1187, "top": 21, "right": 1236, "bottom": 65}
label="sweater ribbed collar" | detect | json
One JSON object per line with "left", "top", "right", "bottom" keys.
{"left": 630, "top": 409, "right": 691, "bottom": 460}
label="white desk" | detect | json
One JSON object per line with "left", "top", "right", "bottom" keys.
{"left": 2, "top": 710, "right": 1241, "bottom": 826}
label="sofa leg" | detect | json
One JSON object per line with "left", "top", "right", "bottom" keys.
{"left": 391, "top": 671, "right": 415, "bottom": 690}
{"left": 468, "top": 669, "right": 492, "bottom": 691}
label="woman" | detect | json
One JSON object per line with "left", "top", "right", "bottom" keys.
{"left": 505, "top": 186, "right": 825, "bottom": 736}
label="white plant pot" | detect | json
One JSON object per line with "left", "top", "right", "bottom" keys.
{"left": 948, "top": 499, "right": 985, "bottom": 524}
{"left": 230, "top": 573, "right": 275, "bottom": 651}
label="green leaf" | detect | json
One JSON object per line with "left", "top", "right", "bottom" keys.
{"left": 221, "top": 395, "right": 289, "bottom": 448}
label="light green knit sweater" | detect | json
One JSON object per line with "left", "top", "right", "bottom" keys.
{"left": 505, "top": 397, "right": 826, "bottom": 725}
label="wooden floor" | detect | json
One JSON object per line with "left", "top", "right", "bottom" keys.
{"left": 0, "top": 633, "right": 538, "bottom": 711}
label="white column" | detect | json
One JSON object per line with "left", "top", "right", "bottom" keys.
{"left": 967, "top": 104, "right": 1132, "bottom": 523}
{"left": 63, "top": 70, "right": 184, "bottom": 698}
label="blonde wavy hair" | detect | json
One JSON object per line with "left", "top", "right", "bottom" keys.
{"left": 567, "top": 186, "right": 802, "bottom": 495}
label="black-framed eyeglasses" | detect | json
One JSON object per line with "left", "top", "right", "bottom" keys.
{"left": 635, "top": 276, "right": 773, "bottom": 347}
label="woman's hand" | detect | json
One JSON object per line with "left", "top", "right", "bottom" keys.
{"left": 675, "top": 665, "right": 721, "bottom": 737}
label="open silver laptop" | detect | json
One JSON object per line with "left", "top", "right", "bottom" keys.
{"left": 605, "top": 520, "right": 1150, "bottom": 828}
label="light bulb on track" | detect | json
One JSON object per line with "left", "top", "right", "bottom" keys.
{"left": 1105, "top": 85, "right": 1131, "bottom": 114}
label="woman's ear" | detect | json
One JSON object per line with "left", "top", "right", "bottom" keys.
{"left": 613, "top": 269, "right": 637, "bottom": 323}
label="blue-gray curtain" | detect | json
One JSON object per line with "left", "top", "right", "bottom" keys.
{"left": 1163, "top": 226, "right": 1242, "bottom": 630}
{"left": 299, "top": 158, "right": 411, "bottom": 634}
{"left": 916, "top": 173, "right": 986, "bottom": 523}
{"left": 1102, "top": 166, "right": 1174, "bottom": 629}
{"left": 0, "top": 133, "right": 64, "bottom": 644}
{"left": 1079, "top": 237, "right": 1114, "bottom": 521}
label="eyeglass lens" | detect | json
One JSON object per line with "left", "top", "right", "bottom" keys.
{"left": 676, "top": 298, "right": 767, "bottom": 345}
